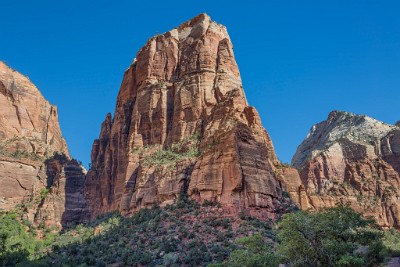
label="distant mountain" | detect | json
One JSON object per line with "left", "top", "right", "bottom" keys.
{"left": 292, "top": 110, "right": 400, "bottom": 229}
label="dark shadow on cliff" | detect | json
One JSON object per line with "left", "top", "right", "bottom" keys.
{"left": 38, "top": 152, "right": 89, "bottom": 230}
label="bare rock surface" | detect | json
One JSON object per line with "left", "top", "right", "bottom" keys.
{"left": 0, "top": 62, "right": 87, "bottom": 228}
{"left": 292, "top": 111, "right": 400, "bottom": 229}
{"left": 86, "top": 14, "right": 293, "bottom": 219}
{"left": 35, "top": 154, "right": 89, "bottom": 228}
{"left": 0, "top": 61, "right": 68, "bottom": 154}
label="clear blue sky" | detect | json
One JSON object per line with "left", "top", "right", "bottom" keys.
{"left": 1, "top": 1, "right": 399, "bottom": 166}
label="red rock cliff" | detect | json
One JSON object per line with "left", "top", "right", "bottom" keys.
{"left": 86, "top": 14, "right": 296, "bottom": 219}
{"left": 292, "top": 111, "right": 400, "bottom": 229}
{"left": 0, "top": 62, "right": 88, "bottom": 228}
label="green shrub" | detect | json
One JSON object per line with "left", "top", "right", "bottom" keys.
{"left": 277, "top": 205, "right": 385, "bottom": 267}
{"left": 133, "top": 134, "right": 201, "bottom": 167}
{"left": 163, "top": 252, "right": 179, "bottom": 266}
{"left": 0, "top": 212, "right": 41, "bottom": 265}
{"left": 210, "top": 234, "right": 280, "bottom": 267}
{"left": 383, "top": 229, "right": 400, "bottom": 257}
{"left": 39, "top": 188, "right": 49, "bottom": 200}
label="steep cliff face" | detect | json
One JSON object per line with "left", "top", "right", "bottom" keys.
{"left": 292, "top": 111, "right": 400, "bottom": 229}
{"left": 86, "top": 14, "right": 295, "bottom": 219}
{"left": 0, "top": 61, "right": 68, "bottom": 154}
{"left": 0, "top": 62, "right": 87, "bottom": 228}
{"left": 35, "top": 154, "right": 90, "bottom": 229}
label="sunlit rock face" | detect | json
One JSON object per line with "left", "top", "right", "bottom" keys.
{"left": 0, "top": 61, "right": 68, "bottom": 154}
{"left": 292, "top": 111, "right": 400, "bottom": 229}
{"left": 86, "top": 14, "right": 295, "bottom": 219}
{"left": 0, "top": 62, "right": 88, "bottom": 229}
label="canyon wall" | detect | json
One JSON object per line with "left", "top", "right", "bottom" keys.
{"left": 0, "top": 62, "right": 88, "bottom": 228}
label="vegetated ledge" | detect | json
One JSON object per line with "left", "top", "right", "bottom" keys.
{"left": 131, "top": 134, "right": 201, "bottom": 168}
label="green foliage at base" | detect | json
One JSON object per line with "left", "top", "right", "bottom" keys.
{"left": 1, "top": 202, "right": 396, "bottom": 267}
{"left": 209, "top": 234, "right": 280, "bottom": 267}
{"left": 383, "top": 229, "right": 400, "bottom": 257}
{"left": 29, "top": 198, "right": 273, "bottom": 266}
{"left": 215, "top": 205, "right": 391, "bottom": 267}
{"left": 277, "top": 205, "right": 386, "bottom": 267}
{"left": 0, "top": 212, "right": 56, "bottom": 266}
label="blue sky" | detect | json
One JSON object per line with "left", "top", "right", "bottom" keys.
{"left": 1, "top": 1, "right": 399, "bottom": 166}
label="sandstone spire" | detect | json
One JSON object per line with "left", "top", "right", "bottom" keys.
{"left": 86, "top": 14, "right": 294, "bottom": 218}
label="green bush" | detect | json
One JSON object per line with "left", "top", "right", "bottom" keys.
{"left": 6, "top": 196, "right": 392, "bottom": 267}
{"left": 134, "top": 134, "right": 201, "bottom": 167}
{"left": 277, "top": 205, "right": 385, "bottom": 267}
{"left": 0, "top": 212, "right": 42, "bottom": 265}
{"left": 210, "top": 234, "right": 280, "bottom": 267}
{"left": 383, "top": 229, "right": 400, "bottom": 257}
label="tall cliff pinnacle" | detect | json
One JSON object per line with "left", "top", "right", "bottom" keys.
{"left": 86, "top": 14, "right": 293, "bottom": 219}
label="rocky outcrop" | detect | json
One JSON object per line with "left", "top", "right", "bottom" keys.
{"left": 0, "top": 61, "right": 68, "bottom": 154}
{"left": 292, "top": 111, "right": 400, "bottom": 229}
{"left": 86, "top": 14, "right": 294, "bottom": 219}
{"left": 0, "top": 62, "right": 87, "bottom": 228}
{"left": 35, "top": 154, "right": 89, "bottom": 228}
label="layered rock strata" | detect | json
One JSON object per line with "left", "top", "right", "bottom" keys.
{"left": 292, "top": 111, "right": 400, "bottom": 229}
{"left": 86, "top": 14, "right": 297, "bottom": 219}
{"left": 0, "top": 62, "right": 87, "bottom": 228}
{"left": 35, "top": 154, "right": 89, "bottom": 228}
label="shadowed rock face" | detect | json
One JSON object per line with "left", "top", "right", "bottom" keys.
{"left": 86, "top": 14, "right": 295, "bottom": 219}
{"left": 292, "top": 111, "right": 400, "bottom": 229}
{"left": 0, "top": 62, "right": 87, "bottom": 228}
{"left": 35, "top": 155, "right": 89, "bottom": 229}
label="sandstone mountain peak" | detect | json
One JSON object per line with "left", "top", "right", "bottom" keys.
{"left": 177, "top": 13, "right": 212, "bottom": 29}
{"left": 0, "top": 61, "right": 48, "bottom": 103}
{"left": 146, "top": 13, "right": 226, "bottom": 43}
{"left": 291, "top": 110, "right": 400, "bottom": 228}
{"left": 129, "top": 13, "right": 233, "bottom": 74}
{"left": 86, "top": 14, "right": 295, "bottom": 219}
{"left": 0, "top": 63, "right": 88, "bottom": 229}
{"left": 293, "top": 111, "right": 396, "bottom": 169}
{"left": 0, "top": 61, "right": 69, "bottom": 155}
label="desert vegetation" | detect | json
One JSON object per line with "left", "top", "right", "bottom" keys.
{"left": 1, "top": 198, "right": 398, "bottom": 267}
{"left": 131, "top": 134, "right": 201, "bottom": 167}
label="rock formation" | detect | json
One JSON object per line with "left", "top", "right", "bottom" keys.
{"left": 35, "top": 154, "right": 90, "bottom": 229}
{"left": 86, "top": 14, "right": 298, "bottom": 219}
{"left": 0, "top": 61, "right": 88, "bottom": 228}
{"left": 292, "top": 111, "right": 400, "bottom": 229}
{"left": 0, "top": 61, "right": 68, "bottom": 154}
